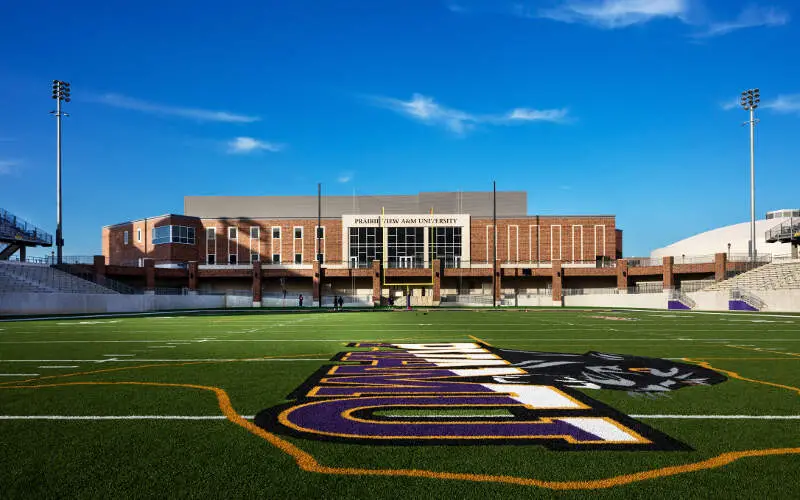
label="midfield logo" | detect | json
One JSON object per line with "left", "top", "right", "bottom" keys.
{"left": 255, "top": 342, "right": 726, "bottom": 451}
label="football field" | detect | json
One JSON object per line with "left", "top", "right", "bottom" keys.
{"left": 1, "top": 308, "right": 799, "bottom": 498}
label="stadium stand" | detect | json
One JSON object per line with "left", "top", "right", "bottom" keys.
{"left": 0, "top": 208, "right": 53, "bottom": 261}
{"left": 0, "top": 261, "right": 121, "bottom": 294}
{"left": 703, "top": 261, "right": 800, "bottom": 291}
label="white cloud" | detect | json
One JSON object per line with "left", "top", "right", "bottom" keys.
{"left": 695, "top": 6, "right": 789, "bottom": 37}
{"left": 537, "top": 0, "right": 688, "bottom": 28}
{"left": 373, "top": 93, "right": 569, "bottom": 134}
{"left": 93, "top": 93, "right": 260, "bottom": 123}
{"left": 763, "top": 94, "right": 800, "bottom": 114}
{"left": 720, "top": 98, "right": 740, "bottom": 111}
{"left": 0, "top": 160, "right": 19, "bottom": 175}
{"left": 227, "top": 137, "right": 284, "bottom": 154}
{"left": 338, "top": 172, "right": 353, "bottom": 183}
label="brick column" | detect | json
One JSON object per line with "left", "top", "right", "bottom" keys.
{"left": 617, "top": 259, "right": 629, "bottom": 293}
{"left": 551, "top": 260, "right": 562, "bottom": 306}
{"left": 93, "top": 255, "right": 106, "bottom": 282}
{"left": 371, "top": 260, "right": 381, "bottom": 306}
{"left": 19, "top": 246, "right": 27, "bottom": 261}
{"left": 433, "top": 259, "right": 441, "bottom": 304}
{"left": 312, "top": 260, "right": 321, "bottom": 306}
{"left": 143, "top": 258, "right": 155, "bottom": 294}
{"left": 714, "top": 252, "right": 727, "bottom": 282}
{"left": 494, "top": 259, "right": 502, "bottom": 306}
{"left": 187, "top": 261, "right": 198, "bottom": 294}
{"left": 252, "top": 261, "right": 262, "bottom": 307}
{"left": 662, "top": 256, "right": 674, "bottom": 290}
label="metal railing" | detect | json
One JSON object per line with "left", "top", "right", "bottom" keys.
{"left": 679, "top": 279, "right": 716, "bottom": 292}
{"left": 58, "top": 266, "right": 141, "bottom": 294}
{"left": 668, "top": 289, "right": 696, "bottom": 308}
{"left": 626, "top": 257, "right": 662, "bottom": 268}
{"left": 673, "top": 255, "right": 715, "bottom": 265}
{"left": 0, "top": 208, "right": 53, "bottom": 246}
{"left": 730, "top": 288, "right": 767, "bottom": 310}
{"left": 562, "top": 287, "right": 619, "bottom": 296}
{"left": 765, "top": 218, "right": 800, "bottom": 242}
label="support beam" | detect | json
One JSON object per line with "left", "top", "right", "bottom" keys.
{"left": 312, "top": 260, "right": 321, "bottom": 306}
{"left": 551, "top": 259, "right": 562, "bottom": 306}
{"left": 433, "top": 259, "right": 441, "bottom": 304}
{"left": 93, "top": 255, "right": 106, "bottom": 283}
{"left": 494, "top": 259, "right": 502, "bottom": 306}
{"left": 714, "top": 252, "right": 727, "bottom": 282}
{"left": 252, "top": 261, "right": 262, "bottom": 307}
{"left": 662, "top": 256, "right": 674, "bottom": 290}
{"left": 143, "top": 259, "right": 155, "bottom": 294}
{"left": 188, "top": 261, "right": 198, "bottom": 294}
{"left": 372, "top": 260, "right": 381, "bottom": 306}
{"left": 617, "top": 259, "right": 629, "bottom": 293}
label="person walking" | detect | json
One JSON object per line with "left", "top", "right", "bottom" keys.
{"left": 298, "top": 294, "right": 304, "bottom": 307}
{"left": 338, "top": 295, "right": 344, "bottom": 311}
{"left": 333, "top": 295, "right": 338, "bottom": 311}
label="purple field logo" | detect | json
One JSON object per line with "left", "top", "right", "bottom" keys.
{"left": 255, "top": 342, "right": 726, "bottom": 451}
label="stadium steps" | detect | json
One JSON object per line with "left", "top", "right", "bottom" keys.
{"left": 704, "top": 262, "right": 800, "bottom": 291}
{"left": 0, "top": 261, "right": 120, "bottom": 294}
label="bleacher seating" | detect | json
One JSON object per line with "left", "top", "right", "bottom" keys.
{"left": 704, "top": 261, "right": 800, "bottom": 291}
{"left": 0, "top": 261, "right": 119, "bottom": 294}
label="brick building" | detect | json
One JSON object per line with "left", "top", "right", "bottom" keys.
{"left": 102, "top": 191, "right": 625, "bottom": 305}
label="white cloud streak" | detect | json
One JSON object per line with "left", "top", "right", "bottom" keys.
{"left": 373, "top": 93, "right": 569, "bottom": 134}
{"left": 227, "top": 137, "right": 284, "bottom": 154}
{"left": 93, "top": 93, "right": 260, "bottom": 123}
{"left": 694, "top": 5, "right": 789, "bottom": 37}
{"left": 338, "top": 173, "right": 353, "bottom": 183}
{"left": 762, "top": 94, "right": 800, "bottom": 115}
{"left": 536, "top": 0, "right": 688, "bottom": 28}
{"left": 0, "top": 160, "right": 19, "bottom": 175}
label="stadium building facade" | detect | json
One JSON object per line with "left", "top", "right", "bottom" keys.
{"left": 98, "top": 190, "right": 740, "bottom": 307}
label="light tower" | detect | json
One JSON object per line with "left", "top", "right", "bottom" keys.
{"left": 51, "top": 80, "right": 70, "bottom": 265}
{"left": 740, "top": 88, "right": 759, "bottom": 261}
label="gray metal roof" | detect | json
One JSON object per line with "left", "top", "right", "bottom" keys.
{"left": 184, "top": 191, "right": 528, "bottom": 218}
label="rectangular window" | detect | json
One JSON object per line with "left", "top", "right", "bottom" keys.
{"left": 206, "top": 228, "right": 216, "bottom": 264}
{"left": 272, "top": 227, "right": 280, "bottom": 239}
{"left": 152, "top": 226, "right": 170, "bottom": 245}
{"left": 229, "top": 254, "right": 237, "bottom": 265}
{"left": 137, "top": 228, "right": 141, "bottom": 243}
{"left": 207, "top": 254, "right": 215, "bottom": 265}
{"left": 429, "top": 226, "right": 462, "bottom": 268}
{"left": 272, "top": 254, "right": 280, "bottom": 264}
{"left": 316, "top": 226, "right": 325, "bottom": 239}
{"left": 228, "top": 227, "right": 237, "bottom": 240}
{"left": 348, "top": 226, "right": 383, "bottom": 267}
{"left": 207, "top": 227, "right": 216, "bottom": 241}
{"left": 251, "top": 252, "right": 259, "bottom": 263}
{"left": 123, "top": 231, "right": 129, "bottom": 245}
{"left": 152, "top": 225, "right": 195, "bottom": 245}
{"left": 250, "top": 227, "right": 259, "bottom": 239}
{"left": 294, "top": 227, "right": 303, "bottom": 239}
{"left": 294, "top": 253, "right": 302, "bottom": 264}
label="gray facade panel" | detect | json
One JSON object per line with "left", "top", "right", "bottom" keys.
{"left": 184, "top": 191, "right": 527, "bottom": 218}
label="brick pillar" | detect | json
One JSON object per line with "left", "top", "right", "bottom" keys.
{"left": 312, "top": 260, "right": 321, "bottom": 306}
{"left": 714, "top": 252, "right": 727, "bottom": 282}
{"left": 494, "top": 259, "right": 502, "bottom": 306}
{"left": 371, "top": 260, "right": 381, "bottom": 306}
{"left": 617, "top": 259, "right": 629, "bottom": 293}
{"left": 252, "top": 261, "right": 262, "bottom": 307}
{"left": 551, "top": 260, "right": 562, "bottom": 306}
{"left": 188, "top": 261, "right": 198, "bottom": 294}
{"left": 433, "top": 259, "right": 441, "bottom": 304}
{"left": 93, "top": 255, "right": 106, "bottom": 281}
{"left": 143, "top": 258, "right": 155, "bottom": 294}
{"left": 662, "top": 256, "right": 674, "bottom": 290}
{"left": 19, "top": 246, "right": 27, "bottom": 261}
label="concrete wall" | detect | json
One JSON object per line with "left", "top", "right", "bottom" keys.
{"left": 563, "top": 293, "right": 667, "bottom": 309}
{"left": 0, "top": 293, "right": 225, "bottom": 316}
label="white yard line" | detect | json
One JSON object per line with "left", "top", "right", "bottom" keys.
{"left": 103, "top": 354, "right": 135, "bottom": 357}
{"left": 37, "top": 366, "right": 78, "bottom": 369}
{"left": 0, "top": 373, "right": 39, "bottom": 376}
{"left": 630, "top": 415, "right": 800, "bottom": 420}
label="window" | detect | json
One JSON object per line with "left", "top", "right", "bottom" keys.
{"left": 349, "top": 227, "right": 383, "bottom": 267}
{"left": 251, "top": 253, "right": 259, "bottom": 263}
{"left": 207, "top": 228, "right": 216, "bottom": 264}
{"left": 229, "top": 254, "right": 237, "bottom": 265}
{"left": 316, "top": 226, "right": 325, "bottom": 239}
{"left": 294, "top": 227, "right": 303, "bottom": 239}
{"left": 295, "top": 253, "right": 302, "bottom": 264}
{"left": 250, "top": 227, "right": 259, "bottom": 239}
{"left": 123, "top": 230, "right": 129, "bottom": 245}
{"left": 317, "top": 253, "right": 324, "bottom": 264}
{"left": 152, "top": 225, "right": 195, "bottom": 245}
{"left": 387, "top": 227, "right": 424, "bottom": 268}
{"left": 228, "top": 227, "right": 237, "bottom": 240}
{"left": 207, "top": 228, "right": 216, "bottom": 241}
{"left": 137, "top": 228, "right": 141, "bottom": 243}
{"left": 207, "top": 254, "right": 216, "bottom": 265}
{"left": 429, "top": 227, "right": 462, "bottom": 268}
{"left": 272, "top": 254, "right": 280, "bottom": 264}
{"left": 272, "top": 227, "right": 280, "bottom": 239}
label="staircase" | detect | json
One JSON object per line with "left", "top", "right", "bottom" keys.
{"left": 0, "top": 261, "right": 120, "bottom": 294}
{"left": 0, "top": 209, "right": 53, "bottom": 260}
{"left": 668, "top": 289, "right": 696, "bottom": 310}
{"left": 704, "top": 262, "right": 800, "bottom": 291}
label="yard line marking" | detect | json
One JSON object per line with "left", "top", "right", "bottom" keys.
{"left": 103, "top": 354, "right": 135, "bottom": 357}
{"left": 37, "top": 366, "right": 78, "bottom": 369}
{"left": 148, "top": 346, "right": 176, "bottom": 348}
{"left": 468, "top": 335, "right": 491, "bottom": 346}
{"left": 0, "top": 374, "right": 39, "bottom": 376}
{"left": 684, "top": 359, "right": 800, "bottom": 396}
{"left": 2, "top": 380, "right": 798, "bottom": 491}
{"left": 631, "top": 415, "right": 800, "bottom": 420}
{"left": 6, "top": 337, "right": 800, "bottom": 344}
{"left": 0, "top": 415, "right": 235, "bottom": 420}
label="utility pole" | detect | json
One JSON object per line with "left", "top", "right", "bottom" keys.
{"left": 51, "top": 80, "right": 71, "bottom": 265}
{"left": 317, "top": 182, "right": 322, "bottom": 308}
{"left": 740, "top": 88, "right": 760, "bottom": 261}
{"left": 493, "top": 181, "right": 497, "bottom": 307}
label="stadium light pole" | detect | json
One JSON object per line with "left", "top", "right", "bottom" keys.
{"left": 740, "top": 88, "right": 759, "bottom": 261}
{"left": 51, "top": 80, "right": 71, "bottom": 265}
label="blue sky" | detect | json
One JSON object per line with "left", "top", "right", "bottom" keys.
{"left": 1, "top": 0, "right": 799, "bottom": 257}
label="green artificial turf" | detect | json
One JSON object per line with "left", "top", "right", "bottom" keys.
{"left": 0, "top": 308, "right": 799, "bottom": 498}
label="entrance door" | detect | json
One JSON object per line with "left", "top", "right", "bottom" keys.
{"left": 399, "top": 256, "right": 413, "bottom": 268}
